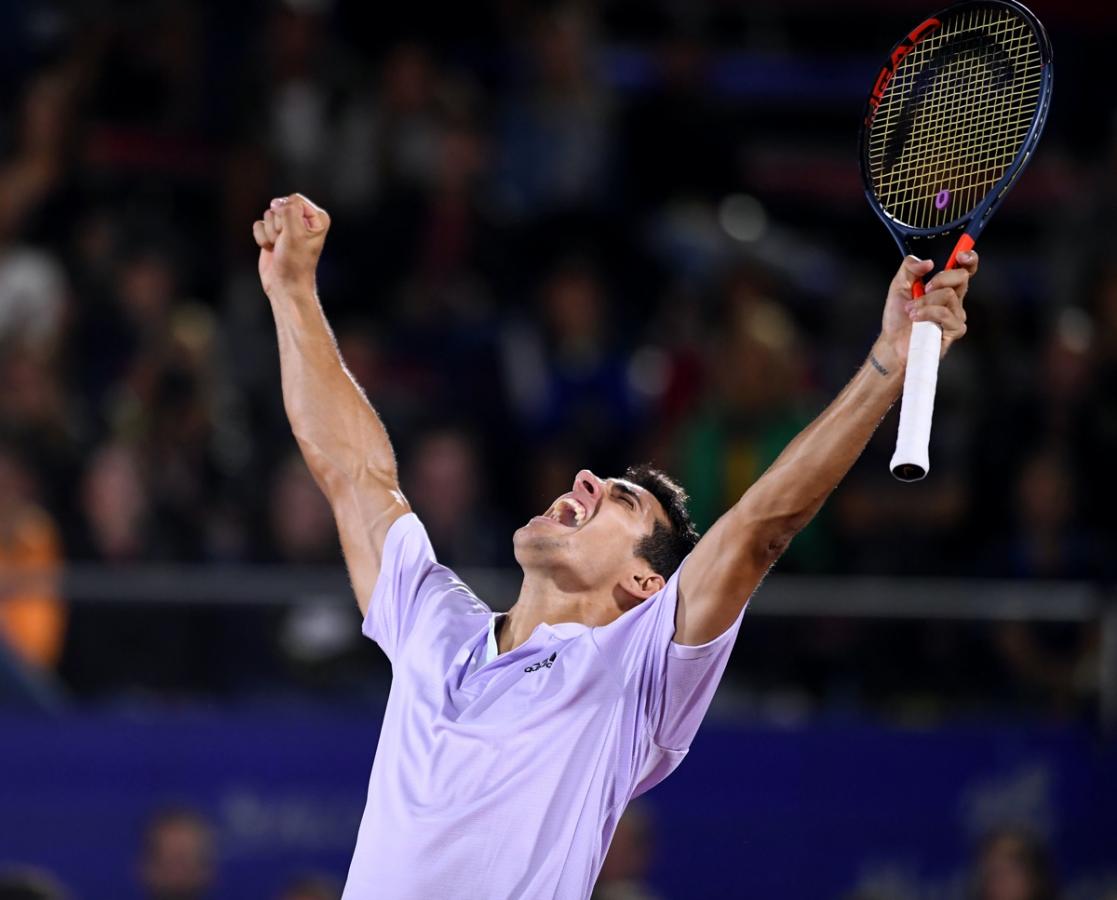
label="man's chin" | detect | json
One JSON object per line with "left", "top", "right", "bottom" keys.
{"left": 513, "top": 521, "right": 572, "bottom": 560}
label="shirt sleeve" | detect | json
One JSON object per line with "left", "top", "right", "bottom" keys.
{"left": 360, "top": 512, "right": 441, "bottom": 662}
{"left": 592, "top": 556, "right": 746, "bottom": 765}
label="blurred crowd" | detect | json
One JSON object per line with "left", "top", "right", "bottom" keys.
{"left": 0, "top": 805, "right": 342, "bottom": 900}
{"left": 0, "top": 804, "right": 1079, "bottom": 900}
{"left": 0, "top": 0, "right": 1113, "bottom": 713}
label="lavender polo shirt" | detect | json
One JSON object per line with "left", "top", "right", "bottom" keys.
{"left": 342, "top": 513, "right": 744, "bottom": 899}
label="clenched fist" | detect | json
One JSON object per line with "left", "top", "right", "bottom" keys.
{"left": 252, "top": 193, "right": 331, "bottom": 298}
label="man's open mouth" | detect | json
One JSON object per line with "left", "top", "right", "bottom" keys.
{"left": 544, "top": 496, "right": 587, "bottom": 528}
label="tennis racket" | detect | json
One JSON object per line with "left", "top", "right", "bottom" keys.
{"left": 860, "top": 0, "right": 1053, "bottom": 481}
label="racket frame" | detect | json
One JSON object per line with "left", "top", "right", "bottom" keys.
{"left": 861, "top": 0, "right": 1053, "bottom": 255}
{"left": 858, "top": 0, "right": 1053, "bottom": 480}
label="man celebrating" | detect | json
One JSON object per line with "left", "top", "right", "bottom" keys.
{"left": 253, "top": 195, "right": 974, "bottom": 898}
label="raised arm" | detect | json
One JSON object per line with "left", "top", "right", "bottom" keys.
{"left": 253, "top": 194, "right": 409, "bottom": 615}
{"left": 675, "top": 252, "right": 977, "bottom": 645}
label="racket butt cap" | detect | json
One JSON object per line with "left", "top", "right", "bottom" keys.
{"left": 891, "top": 460, "right": 928, "bottom": 482}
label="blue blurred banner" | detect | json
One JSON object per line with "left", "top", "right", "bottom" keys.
{"left": 2, "top": 711, "right": 1115, "bottom": 899}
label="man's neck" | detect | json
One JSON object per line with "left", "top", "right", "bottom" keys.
{"left": 497, "top": 572, "right": 626, "bottom": 656}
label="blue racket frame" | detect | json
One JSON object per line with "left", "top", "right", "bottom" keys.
{"left": 859, "top": 0, "right": 1054, "bottom": 273}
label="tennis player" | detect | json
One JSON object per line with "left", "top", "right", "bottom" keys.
{"left": 253, "top": 194, "right": 975, "bottom": 898}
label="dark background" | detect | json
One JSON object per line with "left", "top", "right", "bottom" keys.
{"left": 0, "top": 0, "right": 1113, "bottom": 898}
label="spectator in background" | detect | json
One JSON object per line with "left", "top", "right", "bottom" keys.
{"left": 982, "top": 444, "right": 1100, "bottom": 716}
{"left": 0, "top": 867, "right": 69, "bottom": 900}
{"left": 107, "top": 245, "right": 180, "bottom": 412}
{"left": 143, "top": 304, "right": 224, "bottom": 562}
{"left": 331, "top": 42, "right": 443, "bottom": 212}
{"left": 258, "top": 2, "right": 359, "bottom": 202}
{"left": 409, "top": 117, "right": 495, "bottom": 291}
{"left": 77, "top": 441, "right": 151, "bottom": 562}
{"left": 404, "top": 427, "right": 508, "bottom": 567}
{"left": 329, "top": 44, "right": 494, "bottom": 302}
{"left": 67, "top": 439, "right": 232, "bottom": 697}
{"left": 361, "top": 111, "right": 507, "bottom": 437}
{"left": 66, "top": 438, "right": 152, "bottom": 695}
{"left": 0, "top": 247, "right": 67, "bottom": 353}
{"left": 0, "top": 342, "right": 72, "bottom": 502}
{"left": 0, "top": 67, "right": 78, "bottom": 243}
{"left": 270, "top": 458, "right": 359, "bottom": 686}
{"left": 675, "top": 274, "right": 831, "bottom": 571}
{"left": 503, "top": 259, "right": 639, "bottom": 474}
{"left": 138, "top": 807, "right": 215, "bottom": 900}
{"left": 494, "top": 7, "right": 614, "bottom": 218}
{"left": 996, "top": 446, "right": 1094, "bottom": 579}
{"left": 971, "top": 826, "right": 1057, "bottom": 900}
{"left": 0, "top": 446, "right": 63, "bottom": 672}
{"left": 277, "top": 874, "right": 340, "bottom": 900}
{"left": 268, "top": 453, "right": 337, "bottom": 564}
{"left": 591, "top": 804, "right": 661, "bottom": 900}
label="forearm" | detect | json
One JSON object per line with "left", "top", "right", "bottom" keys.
{"left": 256, "top": 195, "right": 410, "bottom": 612}
{"left": 740, "top": 338, "right": 901, "bottom": 544}
{"left": 677, "top": 254, "right": 975, "bottom": 644}
{"left": 268, "top": 285, "right": 399, "bottom": 495}
{"left": 677, "top": 340, "right": 902, "bottom": 643}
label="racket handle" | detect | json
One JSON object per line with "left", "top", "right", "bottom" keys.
{"left": 889, "top": 319, "right": 942, "bottom": 482}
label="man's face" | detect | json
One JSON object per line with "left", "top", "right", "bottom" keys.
{"left": 513, "top": 469, "right": 668, "bottom": 601}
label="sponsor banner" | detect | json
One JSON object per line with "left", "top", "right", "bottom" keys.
{"left": 2, "top": 711, "right": 1114, "bottom": 898}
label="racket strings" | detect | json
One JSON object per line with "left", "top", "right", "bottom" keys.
{"left": 867, "top": 5, "right": 1043, "bottom": 230}
{"left": 898, "top": 12, "right": 1038, "bottom": 224}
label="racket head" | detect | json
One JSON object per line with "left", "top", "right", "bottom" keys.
{"left": 859, "top": 0, "right": 1053, "bottom": 255}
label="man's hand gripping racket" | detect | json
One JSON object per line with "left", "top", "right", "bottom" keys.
{"left": 879, "top": 250, "right": 976, "bottom": 368}
{"left": 860, "top": 0, "right": 1053, "bottom": 480}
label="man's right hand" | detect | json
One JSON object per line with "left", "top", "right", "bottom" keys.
{"left": 252, "top": 193, "right": 331, "bottom": 299}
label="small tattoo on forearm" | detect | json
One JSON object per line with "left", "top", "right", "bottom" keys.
{"left": 869, "top": 353, "right": 889, "bottom": 377}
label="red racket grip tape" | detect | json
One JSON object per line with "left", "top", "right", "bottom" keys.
{"left": 910, "top": 234, "right": 974, "bottom": 300}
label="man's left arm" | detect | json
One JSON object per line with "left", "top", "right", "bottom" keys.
{"left": 675, "top": 252, "right": 977, "bottom": 645}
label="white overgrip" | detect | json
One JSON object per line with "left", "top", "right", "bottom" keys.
{"left": 889, "top": 319, "right": 942, "bottom": 482}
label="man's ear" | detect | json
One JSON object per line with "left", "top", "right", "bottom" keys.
{"left": 613, "top": 566, "right": 665, "bottom": 613}
{"left": 627, "top": 570, "right": 665, "bottom": 601}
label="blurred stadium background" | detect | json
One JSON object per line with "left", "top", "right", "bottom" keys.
{"left": 0, "top": 0, "right": 1114, "bottom": 897}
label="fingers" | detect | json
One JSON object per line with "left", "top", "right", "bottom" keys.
{"left": 911, "top": 292, "right": 967, "bottom": 339}
{"left": 924, "top": 267, "right": 968, "bottom": 293}
{"left": 955, "top": 249, "right": 979, "bottom": 276}
{"left": 892, "top": 255, "right": 935, "bottom": 294}
{"left": 262, "top": 208, "right": 280, "bottom": 244}
{"left": 914, "top": 286, "right": 965, "bottom": 320}
{"left": 923, "top": 249, "right": 977, "bottom": 308}
{"left": 891, "top": 251, "right": 977, "bottom": 292}
{"left": 295, "top": 192, "right": 330, "bottom": 234}
{"left": 927, "top": 260, "right": 975, "bottom": 295}
{"left": 252, "top": 220, "right": 271, "bottom": 250}
{"left": 252, "top": 194, "right": 330, "bottom": 257}
{"left": 274, "top": 193, "right": 331, "bottom": 236}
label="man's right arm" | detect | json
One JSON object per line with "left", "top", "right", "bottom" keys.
{"left": 254, "top": 194, "right": 409, "bottom": 615}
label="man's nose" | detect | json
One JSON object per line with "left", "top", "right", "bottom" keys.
{"left": 574, "top": 469, "right": 603, "bottom": 501}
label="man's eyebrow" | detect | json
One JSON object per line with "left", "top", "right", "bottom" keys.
{"left": 611, "top": 480, "right": 643, "bottom": 510}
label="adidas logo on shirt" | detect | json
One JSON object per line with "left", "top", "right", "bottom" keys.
{"left": 524, "top": 652, "right": 557, "bottom": 673}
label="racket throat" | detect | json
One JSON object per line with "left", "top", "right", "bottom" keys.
{"left": 907, "top": 231, "right": 975, "bottom": 298}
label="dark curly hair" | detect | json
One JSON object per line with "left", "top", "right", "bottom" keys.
{"left": 623, "top": 464, "right": 700, "bottom": 578}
